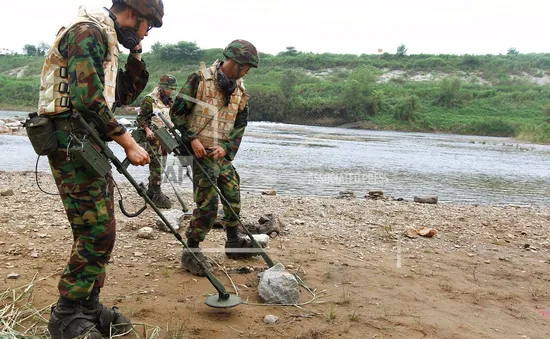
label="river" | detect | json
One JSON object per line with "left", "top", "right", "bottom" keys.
{"left": 1, "top": 110, "right": 549, "bottom": 206}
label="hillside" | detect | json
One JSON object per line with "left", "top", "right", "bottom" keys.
{"left": 1, "top": 46, "right": 550, "bottom": 142}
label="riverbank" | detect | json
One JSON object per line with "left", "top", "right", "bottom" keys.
{"left": 2, "top": 171, "right": 550, "bottom": 338}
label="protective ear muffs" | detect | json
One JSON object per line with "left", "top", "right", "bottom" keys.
{"left": 105, "top": 8, "right": 140, "bottom": 50}
{"left": 217, "top": 62, "right": 237, "bottom": 93}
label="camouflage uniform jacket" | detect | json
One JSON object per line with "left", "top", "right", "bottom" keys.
{"left": 170, "top": 67, "right": 249, "bottom": 162}
{"left": 137, "top": 88, "right": 173, "bottom": 129}
{"left": 57, "top": 8, "right": 149, "bottom": 138}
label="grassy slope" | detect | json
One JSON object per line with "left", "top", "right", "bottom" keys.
{"left": 1, "top": 51, "right": 549, "bottom": 142}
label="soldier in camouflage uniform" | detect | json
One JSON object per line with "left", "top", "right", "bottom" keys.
{"left": 35, "top": 1, "right": 163, "bottom": 338}
{"left": 170, "top": 40, "right": 261, "bottom": 276}
{"left": 137, "top": 74, "right": 178, "bottom": 208}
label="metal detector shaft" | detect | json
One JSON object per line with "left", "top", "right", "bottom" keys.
{"left": 158, "top": 113, "right": 274, "bottom": 267}
{"left": 146, "top": 141, "right": 189, "bottom": 213}
{"left": 72, "top": 112, "right": 231, "bottom": 300}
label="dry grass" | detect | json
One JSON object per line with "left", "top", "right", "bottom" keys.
{"left": 0, "top": 272, "right": 162, "bottom": 339}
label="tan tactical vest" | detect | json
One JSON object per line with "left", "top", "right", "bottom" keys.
{"left": 147, "top": 89, "right": 172, "bottom": 128}
{"left": 38, "top": 7, "right": 120, "bottom": 115}
{"left": 189, "top": 61, "right": 250, "bottom": 148}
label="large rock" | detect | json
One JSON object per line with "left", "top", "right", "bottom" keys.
{"left": 258, "top": 263, "right": 300, "bottom": 305}
{"left": 243, "top": 214, "right": 284, "bottom": 237}
{"left": 156, "top": 209, "right": 185, "bottom": 232}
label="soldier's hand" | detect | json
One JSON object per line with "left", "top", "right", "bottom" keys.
{"left": 191, "top": 139, "right": 207, "bottom": 158}
{"left": 208, "top": 145, "right": 226, "bottom": 160}
{"left": 126, "top": 144, "right": 150, "bottom": 166}
{"left": 145, "top": 127, "right": 154, "bottom": 140}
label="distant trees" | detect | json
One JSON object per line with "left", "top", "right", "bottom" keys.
{"left": 507, "top": 47, "right": 519, "bottom": 55}
{"left": 151, "top": 41, "right": 201, "bottom": 62}
{"left": 278, "top": 46, "right": 301, "bottom": 57}
{"left": 23, "top": 42, "right": 50, "bottom": 56}
{"left": 396, "top": 44, "right": 408, "bottom": 57}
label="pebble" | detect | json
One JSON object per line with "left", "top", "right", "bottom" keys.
{"left": 7, "top": 273, "right": 20, "bottom": 279}
{"left": 264, "top": 314, "right": 279, "bottom": 324}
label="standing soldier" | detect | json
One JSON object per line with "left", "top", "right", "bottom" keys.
{"left": 137, "top": 74, "right": 178, "bottom": 208}
{"left": 170, "top": 39, "right": 260, "bottom": 276}
{"left": 35, "top": 1, "right": 163, "bottom": 338}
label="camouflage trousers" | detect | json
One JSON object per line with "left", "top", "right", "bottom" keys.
{"left": 48, "top": 130, "right": 116, "bottom": 301}
{"left": 144, "top": 137, "right": 167, "bottom": 186}
{"left": 186, "top": 156, "right": 241, "bottom": 242}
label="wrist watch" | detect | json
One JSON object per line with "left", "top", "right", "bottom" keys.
{"left": 131, "top": 48, "right": 143, "bottom": 54}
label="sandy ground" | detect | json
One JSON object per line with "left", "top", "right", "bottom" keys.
{"left": 1, "top": 171, "right": 550, "bottom": 339}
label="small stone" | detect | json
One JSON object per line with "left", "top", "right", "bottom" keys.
{"left": 144, "top": 273, "right": 150, "bottom": 276}
{"left": 484, "top": 260, "right": 491, "bottom": 264}
{"left": 1, "top": 189, "right": 14, "bottom": 197}
{"left": 137, "top": 227, "right": 155, "bottom": 240}
{"left": 7, "top": 273, "right": 20, "bottom": 279}
{"left": 264, "top": 314, "right": 279, "bottom": 324}
{"left": 31, "top": 251, "right": 39, "bottom": 258}
{"left": 134, "top": 252, "right": 144, "bottom": 257}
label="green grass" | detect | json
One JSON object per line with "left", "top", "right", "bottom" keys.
{"left": 1, "top": 50, "right": 550, "bottom": 142}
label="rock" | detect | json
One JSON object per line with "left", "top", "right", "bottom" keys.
{"left": 366, "top": 190, "right": 385, "bottom": 200}
{"left": 262, "top": 190, "right": 277, "bottom": 196}
{"left": 156, "top": 209, "right": 185, "bottom": 232}
{"left": 7, "top": 273, "right": 20, "bottom": 279}
{"left": 31, "top": 250, "right": 39, "bottom": 258}
{"left": 1, "top": 189, "right": 14, "bottom": 197}
{"left": 403, "top": 228, "right": 418, "bottom": 238}
{"left": 417, "top": 227, "right": 438, "bottom": 238}
{"left": 252, "top": 234, "right": 270, "bottom": 247}
{"left": 264, "top": 314, "right": 279, "bottom": 324}
{"left": 258, "top": 263, "right": 300, "bottom": 305}
{"left": 338, "top": 190, "right": 355, "bottom": 199}
{"left": 414, "top": 195, "right": 438, "bottom": 204}
{"left": 244, "top": 214, "right": 284, "bottom": 236}
{"left": 138, "top": 227, "right": 155, "bottom": 239}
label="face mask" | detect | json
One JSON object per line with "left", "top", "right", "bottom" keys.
{"left": 105, "top": 8, "right": 140, "bottom": 50}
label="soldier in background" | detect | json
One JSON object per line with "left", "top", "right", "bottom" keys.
{"left": 35, "top": 0, "right": 163, "bottom": 337}
{"left": 137, "top": 74, "right": 178, "bottom": 208}
{"left": 170, "top": 39, "right": 261, "bottom": 276}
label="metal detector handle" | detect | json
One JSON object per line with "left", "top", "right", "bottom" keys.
{"left": 119, "top": 198, "right": 147, "bottom": 217}
{"left": 121, "top": 157, "right": 130, "bottom": 169}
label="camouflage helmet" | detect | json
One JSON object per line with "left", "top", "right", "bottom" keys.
{"left": 112, "top": 0, "right": 164, "bottom": 28}
{"left": 159, "top": 74, "right": 177, "bottom": 90}
{"left": 223, "top": 39, "right": 259, "bottom": 68}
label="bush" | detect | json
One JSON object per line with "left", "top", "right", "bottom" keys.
{"left": 437, "top": 77, "right": 462, "bottom": 107}
{"left": 393, "top": 95, "right": 418, "bottom": 121}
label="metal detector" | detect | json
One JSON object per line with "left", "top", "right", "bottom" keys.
{"left": 71, "top": 112, "right": 241, "bottom": 309}
{"left": 155, "top": 112, "right": 275, "bottom": 268}
{"left": 130, "top": 128, "right": 191, "bottom": 215}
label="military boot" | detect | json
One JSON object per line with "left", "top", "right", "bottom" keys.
{"left": 224, "top": 226, "right": 264, "bottom": 259}
{"left": 180, "top": 239, "right": 213, "bottom": 277}
{"left": 47, "top": 296, "right": 102, "bottom": 339}
{"left": 146, "top": 184, "right": 172, "bottom": 209}
{"left": 81, "top": 287, "right": 132, "bottom": 337}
